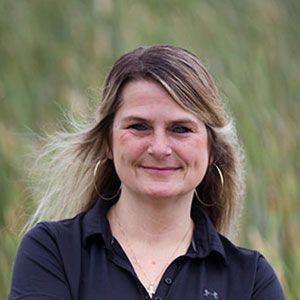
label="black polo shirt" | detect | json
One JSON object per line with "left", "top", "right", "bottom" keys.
{"left": 9, "top": 199, "right": 285, "bottom": 299}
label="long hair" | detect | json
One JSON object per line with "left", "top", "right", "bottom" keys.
{"left": 25, "top": 45, "right": 245, "bottom": 238}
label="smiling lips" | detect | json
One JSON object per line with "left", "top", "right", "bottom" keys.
{"left": 141, "top": 166, "right": 180, "bottom": 175}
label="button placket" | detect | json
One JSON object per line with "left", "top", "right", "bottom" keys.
{"left": 153, "top": 262, "right": 177, "bottom": 299}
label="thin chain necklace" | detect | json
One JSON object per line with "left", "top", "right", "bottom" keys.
{"left": 113, "top": 209, "right": 192, "bottom": 298}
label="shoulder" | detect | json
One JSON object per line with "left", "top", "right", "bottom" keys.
{"left": 9, "top": 219, "right": 84, "bottom": 300}
{"left": 17, "top": 211, "right": 87, "bottom": 267}
{"left": 23, "top": 211, "right": 86, "bottom": 249}
{"left": 219, "top": 235, "right": 285, "bottom": 299}
{"left": 19, "top": 199, "right": 107, "bottom": 258}
{"left": 11, "top": 215, "right": 86, "bottom": 287}
{"left": 219, "top": 234, "right": 262, "bottom": 264}
{"left": 219, "top": 234, "right": 275, "bottom": 274}
{"left": 25, "top": 211, "right": 84, "bottom": 238}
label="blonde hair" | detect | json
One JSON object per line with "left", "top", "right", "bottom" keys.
{"left": 26, "top": 45, "right": 245, "bottom": 238}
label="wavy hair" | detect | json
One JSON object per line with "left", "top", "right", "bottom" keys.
{"left": 25, "top": 45, "right": 245, "bottom": 238}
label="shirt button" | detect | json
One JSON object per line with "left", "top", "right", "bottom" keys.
{"left": 154, "top": 297, "right": 162, "bottom": 300}
{"left": 164, "top": 277, "right": 173, "bottom": 285}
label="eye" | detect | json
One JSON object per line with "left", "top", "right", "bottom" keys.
{"left": 127, "top": 123, "right": 148, "bottom": 131}
{"left": 172, "top": 126, "right": 192, "bottom": 134}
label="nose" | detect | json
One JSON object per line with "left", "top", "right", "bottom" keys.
{"left": 147, "top": 129, "right": 172, "bottom": 158}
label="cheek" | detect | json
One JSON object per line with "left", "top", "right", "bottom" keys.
{"left": 112, "top": 132, "right": 147, "bottom": 163}
{"left": 188, "top": 136, "right": 210, "bottom": 169}
{"left": 114, "top": 130, "right": 130, "bottom": 147}
{"left": 111, "top": 129, "right": 134, "bottom": 158}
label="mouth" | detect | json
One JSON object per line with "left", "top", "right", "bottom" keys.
{"left": 141, "top": 166, "right": 180, "bottom": 175}
{"left": 142, "top": 166, "right": 179, "bottom": 170}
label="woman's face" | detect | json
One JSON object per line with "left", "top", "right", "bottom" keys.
{"left": 111, "top": 80, "right": 210, "bottom": 201}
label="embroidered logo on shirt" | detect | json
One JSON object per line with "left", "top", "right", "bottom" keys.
{"left": 203, "top": 288, "right": 219, "bottom": 299}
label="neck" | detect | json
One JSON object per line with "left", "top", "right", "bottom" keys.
{"left": 107, "top": 188, "right": 195, "bottom": 297}
{"left": 107, "top": 188, "right": 194, "bottom": 242}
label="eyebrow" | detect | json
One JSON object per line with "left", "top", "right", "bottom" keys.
{"left": 121, "top": 116, "right": 200, "bottom": 126}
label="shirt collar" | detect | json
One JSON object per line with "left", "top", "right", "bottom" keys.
{"left": 82, "top": 198, "right": 116, "bottom": 249}
{"left": 189, "top": 201, "right": 227, "bottom": 263}
{"left": 82, "top": 198, "right": 227, "bottom": 263}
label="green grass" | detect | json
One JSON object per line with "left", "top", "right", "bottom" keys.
{"left": 1, "top": 0, "right": 299, "bottom": 298}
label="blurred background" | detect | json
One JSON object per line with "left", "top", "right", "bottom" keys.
{"left": 0, "top": 0, "right": 299, "bottom": 298}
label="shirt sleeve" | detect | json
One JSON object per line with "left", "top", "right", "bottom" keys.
{"left": 9, "top": 223, "right": 72, "bottom": 300}
{"left": 251, "top": 254, "right": 285, "bottom": 300}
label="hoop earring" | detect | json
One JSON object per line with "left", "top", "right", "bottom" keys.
{"left": 93, "top": 159, "right": 121, "bottom": 201}
{"left": 194, "top": 188, "right": 216, "bottom": 207}
{"left": 214, "top": 164, "right": 224, "bottom": 187}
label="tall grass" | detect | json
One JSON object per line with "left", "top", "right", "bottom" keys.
{"left": 0, "top": 0, "right": 299, "bottom": 298}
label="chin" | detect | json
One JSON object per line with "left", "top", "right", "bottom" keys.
{"left": 143, "top": 188, "right": 179, "bottom": 200}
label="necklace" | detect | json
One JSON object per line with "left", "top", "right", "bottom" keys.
{"left": 113, "top": 209, "right": 192, "bottom": 298}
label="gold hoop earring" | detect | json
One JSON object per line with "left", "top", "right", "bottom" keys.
{"left": 93, "top": 159, "right": 121, "bottom": 201}
{"left": 214, "top": 164, "right": 224, "bottom": 187}
{"left": 194, "top": 188, "right": 216, "bottom": 207}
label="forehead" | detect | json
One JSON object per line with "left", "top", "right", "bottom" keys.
{"left": 116, "top": 80, "right": 200, "bottom": 122}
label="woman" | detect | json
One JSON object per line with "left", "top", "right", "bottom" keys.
{"left": 9, "top": 45, "right": 285, "bottom": 299}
